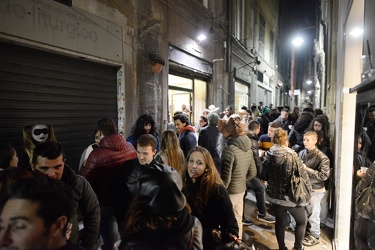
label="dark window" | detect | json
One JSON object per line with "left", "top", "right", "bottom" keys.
{"left": 257, "top": 71, "right": 264, "bottom": 83}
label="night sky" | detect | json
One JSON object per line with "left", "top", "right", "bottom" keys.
{"left": 287, "top": 0, "right": 317, "bottom": 28}
{"left": 279, "top": 0, "right": 318, "bottom": 47}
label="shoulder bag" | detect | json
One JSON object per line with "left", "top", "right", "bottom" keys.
{"left": 355, "top": 175, "right": 375, "bottom": 221}
{"left": 288, "top": 155, "right": 312, "bottom": 206}
{"left": 217, "top": 234, "right": 255, "bottom": 250}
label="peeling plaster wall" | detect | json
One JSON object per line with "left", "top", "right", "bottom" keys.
{"left": 73, "top": 0, "right": 227, "bottom": 136}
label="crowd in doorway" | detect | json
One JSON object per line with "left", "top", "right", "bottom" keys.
{"left": 0, "top": 102, "right": 374, "bottom": 250}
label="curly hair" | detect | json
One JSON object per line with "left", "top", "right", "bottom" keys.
{"left": 272, "top": 129, "right": 288, "bottom": 145}
{"left": 130, "top": 114, "right": 158, "bottom": 141}
{"left": 294, "top": 112, "right": 314, "bottom": 128}
{"left": 307, "top": 116, "right": 329, "bottom": 146}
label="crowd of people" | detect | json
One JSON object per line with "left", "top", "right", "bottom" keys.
{"left": 0, "top": 102, "right": 374, "bottom": 249}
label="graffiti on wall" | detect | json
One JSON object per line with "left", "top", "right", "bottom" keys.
{"left": 117, "top": 67, "right": 125, "bottom": 135}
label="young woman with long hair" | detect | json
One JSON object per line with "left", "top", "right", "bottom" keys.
{"left": 307, "top": 116, "right": 330, "bottom": 147}
{"left": 183, "top": 146, "right": 238, "bottom": 249}
{"left": 155, "top": 130, "right": 185, "bottom": 176}
{"left": 20, "top": 123, "right": 57, "bottom": 168}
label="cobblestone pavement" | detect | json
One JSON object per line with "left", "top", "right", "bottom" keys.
{"left": 242, "top": 192, "right": 333, "bottom": 250}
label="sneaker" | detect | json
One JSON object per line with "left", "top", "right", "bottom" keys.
{"left": 242, "top": 218, "right": 253, "bottom": 226}
{"left": 257, "top": 213, "right": 276, "bottom": 223}
{"left": 302, "top": 234, "right": 320, "bottom": 246}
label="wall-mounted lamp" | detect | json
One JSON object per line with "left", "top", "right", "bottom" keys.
{"left": 349, "top": 28, "right": 363, "bottom": 37}
{"left": 306, "top": 79, "right": 312, "bottom": 84}
{"left": 255, "top": 56, "right": 261, "bottom": 65}
{"left": 197, "top": 34, "right": 207, "bottom": 42}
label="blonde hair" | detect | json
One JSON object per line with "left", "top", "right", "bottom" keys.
{"left": 159, "top": 130, "right": 185, "bottom": 175}
{"left": 304, "top": 131, "right": 318, "bottom": 141}
{"left": 23, "top": 123, "right": 57, "bottom": 164}
{"left": 272, "top": 128, "right": 288, "bottom": 145}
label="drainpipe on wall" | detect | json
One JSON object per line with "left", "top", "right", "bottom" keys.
{"left": 225, "top": 0, "right": 232, "bottom": 110}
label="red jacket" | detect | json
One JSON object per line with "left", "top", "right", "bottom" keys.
{"left": 82, "top": 134, "right": 137, "bottom": 206}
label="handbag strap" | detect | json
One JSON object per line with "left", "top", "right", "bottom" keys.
{"left": 290, "top": 153, "right": 300, "bottom": 175}
{"left": 188, "top": 226, "right": 194, "bottom": 250}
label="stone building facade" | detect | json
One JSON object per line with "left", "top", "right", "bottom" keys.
{"left": 0, "top": 0, "right": 279, "bottom": 169}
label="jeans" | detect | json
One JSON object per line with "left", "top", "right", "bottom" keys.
{"left": 247, "top": 177, "right": 266, "bottom": 214}
{"left": 305, "top": 191, "right": 325, "bottom": 238}
{"left": 320, "top": 189, "right": 329, "bottom": 224}
{"left": 230, "top": 192, "right": 245, "bottom": 238}
{"left": 273, "top": 204, "right": 307, "bottom": 250}
{"left": 100, "top": 206, "right": 120, "bottom": 250}
{"left": 354, "top": 215, "right": 375, "bottom": 250}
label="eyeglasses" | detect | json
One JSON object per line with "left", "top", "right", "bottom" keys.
{"left": 33, "top": 128, "right": 49, "bottom": 136}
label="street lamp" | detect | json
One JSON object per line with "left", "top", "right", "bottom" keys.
{"left": 290, "top": 26, "right": 316, "bottom": 107}
{"left": 292, "top": 37, "right": 304, "bottom": 46}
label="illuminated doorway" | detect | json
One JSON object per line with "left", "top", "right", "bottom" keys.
{"left": 168, "top": 74, "right": 207, "bottom": 126}
{"left": 235, "top": 81, "right": 249, "bottom": 113}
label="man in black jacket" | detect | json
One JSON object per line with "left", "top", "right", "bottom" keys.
{"left": 115, "top": 134, "right": 159, "bottom": 229}
{"left": 198, "top": 112, "right": 221, "bottom": 172}
{"left": 31, "top": 142, "right": 100, "bottom": 250}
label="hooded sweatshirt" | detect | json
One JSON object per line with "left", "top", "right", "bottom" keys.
{"left": 288, "top": 120, "right": 310, "bottom": 148}
{"left": 178, "top": 125, "right": 197, "bottom": 157}
{"left": 220, "top": 135, "right": 257, "bottom": 194}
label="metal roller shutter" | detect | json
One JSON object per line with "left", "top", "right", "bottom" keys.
{"left": 0, "top": 42, "right": 118, "bottom": 172}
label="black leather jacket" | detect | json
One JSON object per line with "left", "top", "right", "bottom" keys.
{"left": 114, "top": 158, "right": 157, "bottom": 227}
{"left": 299, "top": 148, "right": 330, "bottom": 190}
{"left": 356, "top": 163, "right": 375, "bottom": 199}
{"left": 261, "top": 145, "right": 311, "bottom": 206}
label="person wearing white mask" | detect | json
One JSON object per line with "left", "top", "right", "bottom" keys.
{"left": 19, "top": 123, "right": 57, "bottom": 168}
